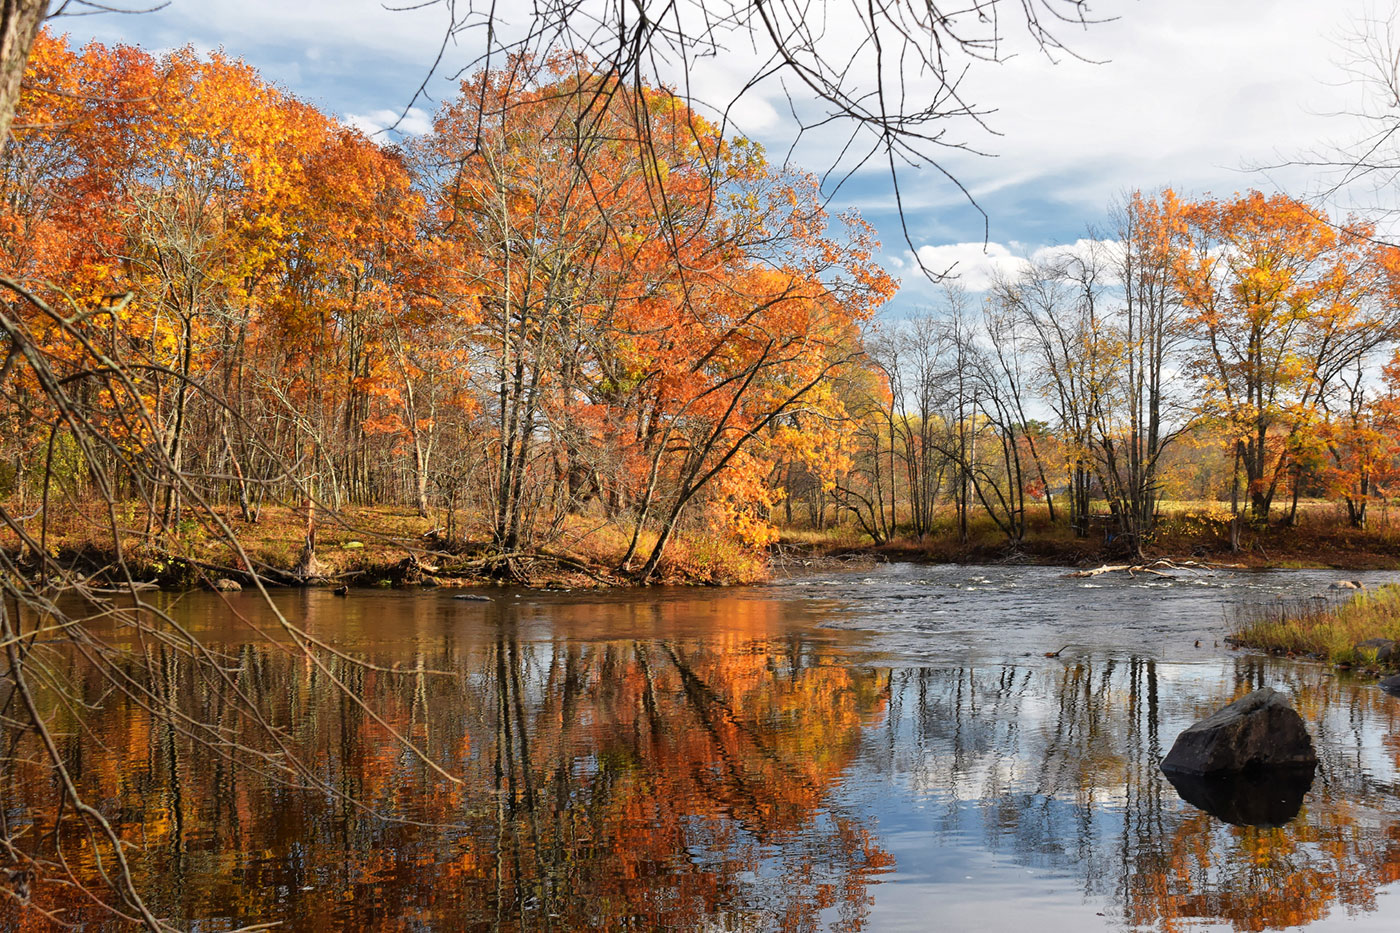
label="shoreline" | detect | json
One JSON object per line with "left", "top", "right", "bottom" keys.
{"left": 778, "top": 526, "right": 1400, "bottom": 574}
{"left": 17, "top": 539, "right": 1397, "bottom": 597}
{"left": 7, "top": 501, "right": 1400, "bottom": 594}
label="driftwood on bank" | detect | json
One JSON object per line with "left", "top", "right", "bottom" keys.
{"left": 1067, "top": 558, "right": 1246, "bottom": 579}
{"left": 80, "top": 580, "right": 161, "bottom": 594}
{"left": 391, "top": 549, "right": 621, "bottom": 588}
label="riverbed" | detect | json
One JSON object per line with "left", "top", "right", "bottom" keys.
{"left": 5, "top": 563, "right": 1400, "bottom": 931}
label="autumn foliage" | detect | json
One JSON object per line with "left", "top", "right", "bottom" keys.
{"left": 0, "top": 34, "right": 894, "bottom": 580}
{"left": 9, "top": 32, "right": 1400, "bottom": 576}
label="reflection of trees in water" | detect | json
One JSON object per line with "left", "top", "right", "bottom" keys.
{"left": 871, "top": 657, "right": 1400, "bottom": 932}
{"left": 2, "top": 603, "right": 891, "bottom": 930}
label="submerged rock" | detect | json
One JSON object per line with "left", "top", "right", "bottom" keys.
{"left": 1330, "top": 579, "right": 1365, "bottom": 590}
{"left": 1380, "top": 674, "right": 1400, "bottom": 696}
{"left": 453, "top": 593, "right": 492, "bottom": 602}
{"left": 1164, "top": 765, "right": 1315, "bottom": 827}
{"left": 2, "top": 868, "right": 31, "bottom": 904}
{"left": 1161, "top": 687, "right": 1317, "bottom": 776}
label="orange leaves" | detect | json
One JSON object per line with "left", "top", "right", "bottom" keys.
{"left": 4, "top": 38, "right": 891, "bottom": 564}
{"left": 411, "top": 55, "right": 892, "bottom": 560}
{"left": 1129, "top": 187, "right": 1400, "bottom": 520}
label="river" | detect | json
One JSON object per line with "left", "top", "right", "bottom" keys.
{"left": 4, "top": 563, "right": 1400, "bottom": 931}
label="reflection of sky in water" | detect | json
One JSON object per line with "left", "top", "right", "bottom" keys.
{"left": 858, "top": 793, "right": 1400, "bottom": 932}
{"left": 28, "top": 563, "right": 1400, "bottom": 930}
{"left": 829, "top": 654, "right": 1400, "bottom": 931}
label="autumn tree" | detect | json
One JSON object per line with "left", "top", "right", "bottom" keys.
{"left": 420, "top": 57, "right": 893, "bottom": 577}
{"left": 1173, "top": 191, "right": 1400, "bottom": 523}
{"left": 1316, "top": 352, "right": 1400, "bottom": 527}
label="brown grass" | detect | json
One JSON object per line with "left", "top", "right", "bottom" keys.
{"left": 780, "top": 500, "right": 1400, "bottom": 570}
{"left": 0, "top": 498, "right": 775, "bottom": 587}
{"left": 1230, "top": 586, "right": 1400, "bottom": 670}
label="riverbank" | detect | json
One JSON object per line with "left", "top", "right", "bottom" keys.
{"left": 0, "top": 502, "right": 772, "bottom": 590}
{"left": 1228, "top": 585, "right": 1400, "bottom": 673}
{"left": 779, "top": 502, "right": 1400, "bottom": 572}
{"left": 7, "top": 498, "right": 1400, "bottom": 594}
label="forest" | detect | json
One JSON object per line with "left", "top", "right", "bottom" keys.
{"left": 9, "top": 8, "right": 1400, "bottom": 932}
{"left": 5, "top": 31, "right": 1400, "bottom": 585}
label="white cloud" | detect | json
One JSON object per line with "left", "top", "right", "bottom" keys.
{"left": 60, "top": 0, "right": 1392, "bottom": 247}
{"left": 915, "top": 242, "right": 1026, "bottom": 292}
{"left": 893, "top": 0, "right": 1374, "bottom": 209}
{"left": 686, "top": 58, "right": 782, "bottom": 136}
{"left": 914, "top": 238, "right": 1120, "bottom": 292}
{"left": 342, "top": 106, "right": 432, "bottom": 138}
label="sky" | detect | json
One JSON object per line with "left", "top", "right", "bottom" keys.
{"left": 51, "top": 0, "right": 1393, "bottom": 310}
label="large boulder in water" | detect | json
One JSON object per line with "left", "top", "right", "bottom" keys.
{"left": 1161, "top": 687, "right": 1317, "bottom": 776}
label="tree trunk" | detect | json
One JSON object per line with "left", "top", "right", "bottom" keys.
{"left": 0, "top": 1, "right": 46, "bottom": 162}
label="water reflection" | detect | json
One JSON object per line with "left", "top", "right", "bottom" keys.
{"left": 867, "top": 657, "right": 1400, "bottom": 931}
{"left": 5, "top": 597, "right": 891, "bottom": 930}
{"left": 3, "top": 578, "right": 1400, "bottom": 931}
{"left": 1163, "top": 766, "right": 1315, "bottom": 827}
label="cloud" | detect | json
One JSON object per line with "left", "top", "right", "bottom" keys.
{"left": 342, "top": 107, "right": 432, "bottom": 138}
{"left": 685, "top": 58, "right": 783, "bottom": 135}
{"left": 913, "top": 238, "right": 1120, "bottom": 292}
{"left": 895, "top": 0, "right": 1372, "bottom": 210}
{"left": 59, "top": 0, "right": 1387, "bottom": 250}
{"left": 914, "top": 242, "right": 1026, "bottom": 292}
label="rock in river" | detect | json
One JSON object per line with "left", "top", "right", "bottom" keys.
{"left": 1161, "top": 687, "right": 1317, "bottom": 776}
{"left": 1380, "top": 674, "right": 1400, "bottom": 696}
{"left": 1355, "top": 638, "right": 1396, "bottom": 663}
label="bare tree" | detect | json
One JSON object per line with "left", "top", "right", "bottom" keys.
{"left": 402, "top": 0, "right": 1105, "bottom": 272}
{"left": 1092, "top": 193, "right": 1191, "bottom": 554}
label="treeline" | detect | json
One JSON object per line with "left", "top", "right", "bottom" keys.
{"left": 0, "top": 34, "right": 893, "bottom": 579}
{"left": 7, "top": 33, "right": 1400, "bottom": 579}
{"left": 824, "top": 192, "right": 1400, "bottom": 557}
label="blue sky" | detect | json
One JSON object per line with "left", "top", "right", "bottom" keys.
{"left": 53, "top": 0, "right": 1388, "bottom": 310}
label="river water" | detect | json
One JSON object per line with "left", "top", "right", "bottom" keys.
{"left": 5, "top": 563, "right": 1400, "bottom": 931}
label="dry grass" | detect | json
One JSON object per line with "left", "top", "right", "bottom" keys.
{"left": 0, "top": 497, "right": 776, "bottom": 587}
{"left": 1230, "top": 586, "right": 1400, "bottom": 670}
{"left": 10, "top": 492, "right": 1400, "bottom": 589}
{"left": 779, "top": 499, "right": 1400, "bottom": 570}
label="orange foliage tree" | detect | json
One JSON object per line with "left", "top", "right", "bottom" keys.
{"left": 1171, "top": 191, "right": 1400, "bottom": 523}
{"left": 419, "top": 56, "right": 895, "bottom": 578}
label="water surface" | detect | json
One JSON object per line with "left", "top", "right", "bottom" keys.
{"left": 5, "top": 563, "right": 1400, "bottom": 931}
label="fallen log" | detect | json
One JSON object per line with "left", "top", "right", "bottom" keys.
{"left": 1067, "top": 557, "right": 1235, "bottom": 579}
{"left": 1067, "top": 563, "right": 1133, "bottom": 578}
{"left": 1067, "top": 562, "right": 1172, "bottom": 578}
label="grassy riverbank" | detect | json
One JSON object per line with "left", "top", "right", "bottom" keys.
{"left": 0, "top": 502, "right": 772, "bottom": 589}
{"left": 8, "top": 497, "right": 1400, "bottom": 593}
{"left": 1229, "top": 586, "right": 1400, "bottom": 671}
{"left": 781, "top": 500, "right": 1400, "bottom": 571}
